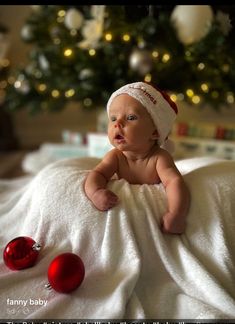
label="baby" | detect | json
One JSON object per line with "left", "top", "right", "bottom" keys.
{"left": 84, "top": 82, "right": 190, "bottom": 234}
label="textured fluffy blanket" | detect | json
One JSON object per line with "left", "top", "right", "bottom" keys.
{"left": 0, "top": 157, "right": 235, "bottom": 320}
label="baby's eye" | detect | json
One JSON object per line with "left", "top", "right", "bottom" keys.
{"left": 127, "top": 114, "right": 137, "bottom": 121}
{"left": 110, "top": 116, "right": 116, "bottom": 122}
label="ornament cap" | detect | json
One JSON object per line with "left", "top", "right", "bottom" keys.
{"left": 32, "top": 242, "right": 41, "bottom": 251}
{"left": 45, "top": 283, "right": 52, "bottom": 290}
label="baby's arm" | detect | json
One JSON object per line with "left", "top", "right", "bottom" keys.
{"left": 157, "top": 151, "right": 191, "bottom": 234}
{"left": 84, "top": 149, "right": 119, "bottom": 211}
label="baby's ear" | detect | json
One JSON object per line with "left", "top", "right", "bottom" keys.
{"left": 151, "top": 129, "right": 159, "bottom": 140}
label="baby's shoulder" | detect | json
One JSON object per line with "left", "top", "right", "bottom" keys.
{"left": 104, "top": 148, "right": 123, "bottom": 161}
{"left": 152, "top": 147, "right": 170, "bottom": 158}
{"left": 153, "top": 147, "right": 174, "bottom": 164}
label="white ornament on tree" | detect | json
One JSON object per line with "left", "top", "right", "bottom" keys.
{"left": 64, "top": 8, "right": 84, "bottom": 30}
{"left": 171, "top": 5, "right": 214, "bottom": 45}
{"left": 129, "top": 49, "right": 153, "bottom": 75}
{"left": 79, "top": 69, "right": 94, "bottom": 80}
{"left": 77, "top": 6, "right": 105, "bottom": 50}
{"left": 78, "top": 19, "right": 103, "bottom": 49}
{"left": 39, "top": 54, "right": 50, "bottom": 71}
{"left": 21, "top": 24, "right": 34, "bottom": 41}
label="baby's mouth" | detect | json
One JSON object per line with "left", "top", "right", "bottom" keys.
{"left": 115, "top": 134, "right": 124, "bottom": 140}
{"left": 114, "top": 133, "right": 125, "bottom": 143}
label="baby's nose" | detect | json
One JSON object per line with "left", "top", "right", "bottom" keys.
{"left": 115, "top": 121, "right": 123, "bottom": 128}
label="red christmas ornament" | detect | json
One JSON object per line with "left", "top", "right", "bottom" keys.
{"left": 46, "top": 252, "right": 85, "bottom": 293}
{"left": 3, "top": 236, "right": 41, "bottom": 270}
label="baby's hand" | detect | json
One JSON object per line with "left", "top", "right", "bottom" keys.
{"left": 91, "top": 189, "right": 119, "bottom": 211}
{"left": 161, "top": 212, "right": 186, "bottom": 235}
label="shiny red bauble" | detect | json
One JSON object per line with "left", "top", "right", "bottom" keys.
{"left": 47, "top": 252, "right": 85, "bottom": 293}
{"left": 3, "top": 236, "right": 41, "bottom": 270}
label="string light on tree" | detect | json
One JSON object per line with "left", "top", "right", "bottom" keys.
{"left": 144, "top": 73, "right": 152, "bottom": 83}
{"left": 186, "top": 89, "right": 194, "bottom": 98}
{"left": 88, "top": 49, "right": 96, "bottom": 56}
{"left": 152, "top": 50, "right": 159, "bottom": 59}
{"left": 57, "top": 10, "right": 66, "bottom": 18}
{"left": 65, "top": 89, "right": 75, "bottom": 98}
{"left": 37, "top": 83, "right": 47, "bottom": 92}
{"left": 162, "top": 53, "right": 171, "bottom": 63}
{"left": 51, "top": 89, "right": 60, "bottom": 98}
{"left": 170, "top": 93, "right": 177, "bottom": 102}
{"left": 64, "top": 48, "right": 73, "bottom": 57}
{"left": 226, "top": 92, "right": 234, "bottom": 104}
{"left": 201, "top": 83, "right": 209, "bottom": 92}
{"left": 198, "top": 63, "right": 205, "bottom": 71}
{"left": 122, "top": 34, "right": 130, "bottom": 42}
{"left": 191, "top": 95, "right": 201, "bottom": 104}
{"left": 104, "top": 33, "right": 112, "bottom": 41}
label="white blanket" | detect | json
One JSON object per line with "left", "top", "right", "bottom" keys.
{"left": 0, "top": 157, "right": 235, "bottom": 320}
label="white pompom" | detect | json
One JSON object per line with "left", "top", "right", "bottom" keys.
{"left": 171, "top": 5, "right": 214, "bottom": 45}
{"left": 64, "top": 8, "right": 84, "bottom": 30}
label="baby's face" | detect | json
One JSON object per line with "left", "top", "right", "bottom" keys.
{"left": 108, "top": 94, "right": 158, "bottom": 153}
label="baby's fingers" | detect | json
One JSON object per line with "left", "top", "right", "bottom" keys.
{"left": 106, "top": 190, "right": 118, "bottom": 202}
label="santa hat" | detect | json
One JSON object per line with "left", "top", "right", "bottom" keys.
{"left": 107, "top": 82, "right": 178, "bottom": 148}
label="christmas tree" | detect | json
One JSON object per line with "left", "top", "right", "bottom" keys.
{"left": 3, "top": 5, "right": 235, "bottom": 115}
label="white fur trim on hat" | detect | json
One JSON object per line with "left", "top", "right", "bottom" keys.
{"left": 107, "top": 82, "right": 178, "bottom": 147}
